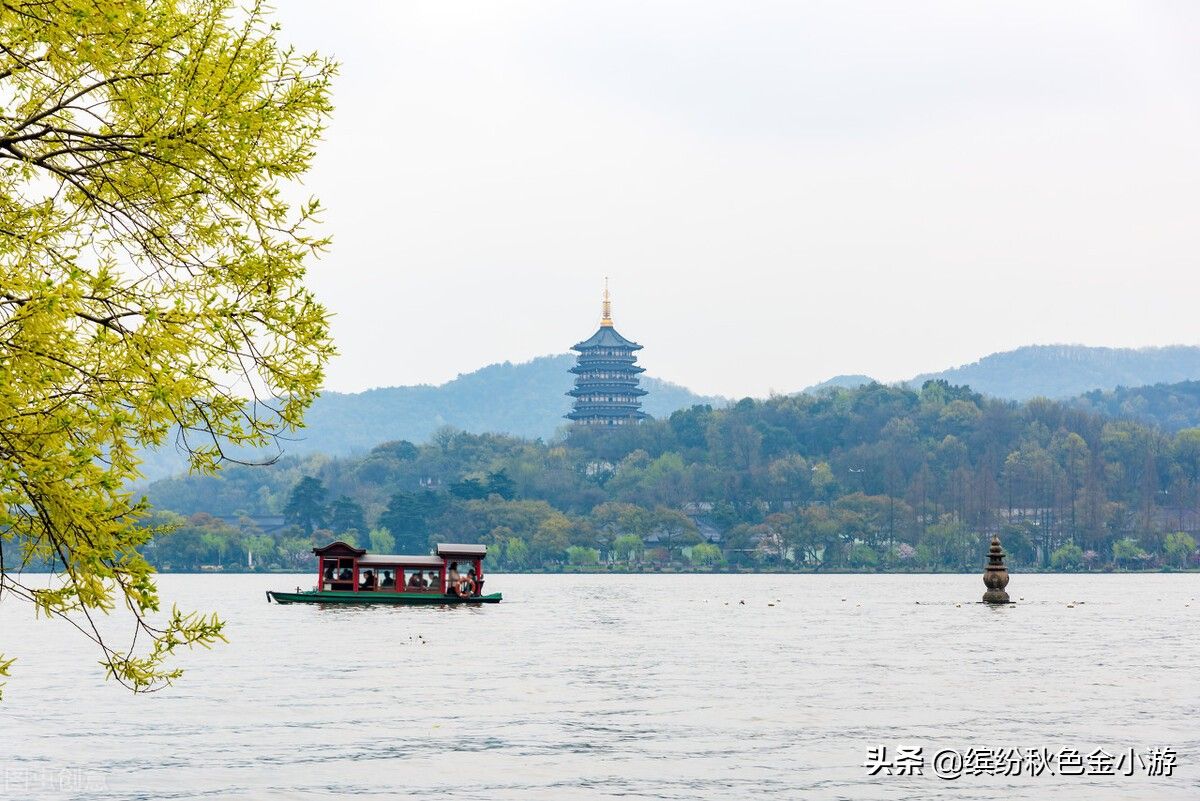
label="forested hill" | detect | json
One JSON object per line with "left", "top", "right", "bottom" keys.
{"left": 910, "top": 345, "right": 1200, "bottom": 400}
{"left": 137, "top": 380, "right": 1200, "bottom": 574}
{"left": 137, "top": 355, "right": 724, "bottom": 480}
{"left": 801, "top": 375, "right": 877, "bottom": 394}
{"left": 136, "top": 345, "right": 1200, "bottom": 482}
{"left": 1071, "top": 381, "right": 1200, "bottom": 433}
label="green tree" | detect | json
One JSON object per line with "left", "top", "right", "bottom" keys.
{"left": 378, "top": 491, "right": 443, "bottom": 553}
{"left": 0, "top": 0, "right": 335, "bottom": 694}
{"left": 504, "top": 536, "right": 530, "bottom": 569}
{"left": 1050, "top": 542, "right": 1084, "bottom": 571}
{"left": 999, "top": 523, "right": 1038, "bottom": 567}
{"left": 277, "top": 536, "right": 317, "bottom": 570}
{"left": 810, "top": 462, "right": 837, "bottom": 501}
{"left": 612, "top": 533, "right": 645, "bottom": 563}
{"left": 566, "top": 546, "right": 600, "bottom": 566}
{"left": 688, "top": 542, "right": 723, "bottom": 566}
{"left": 450, "top": 477, "right": 489, "bottom": 500}
{"left": 1163, "top": 532, "right": 1196, "bottom": 568}
{"left": 327, "top": 496, "right": 366, "bottom": 537}
{"left": 589, "top": 501, "right": 649, "bottom": 554}
{"left": 846, "top": 542, "right": 879, "bottom": 569}
{"left": 485, "top": 469, "right": 516, "bottom": 500}
{"left": 1112, "top": 537, "right": 1148, "bottom": 569}
{"left": 1172, "top": 430, "right": 1200, "bottom": 484}
{"left": 244, "top": 535, "right": 276, "bottom": 569}
{"left": 648, "top": 507, "right": 702, "bottom": 561}
{"left": 378, "top": 492, "right": 422, "bottom": 547}
{"left": 531, "top": 515, "right": 572, "bottom": 563}
{"left": 767, "top": 454, "right": 812, "bottom": 508}
{"left": 369, "top": 527, "right": 396, "bottom": 555}
{"left": 283, "top": 477, "right": 328, "bottom": 535}
{"left": 668, "top": 405, "right": 713, "bottom": 449}
{"left": 200, "top": 532, "right": 230, "bottom": 566}
{"left": 918, "top": 518, "right": 975, "bottom": 570}
{"left": 638, "top": 452, "right": 689, "bottom": 507}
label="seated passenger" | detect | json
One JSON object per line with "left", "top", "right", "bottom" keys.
{"left": 359, "top": 569, "right": 375, "bottom": 590}
{"left": 424, "top": 571, "right": 436, "bottom": 588}
{"left": 380, "top": 570, "right": 395, "bottom": 588}
{"left": 338, "top": 567, "right": 352, "bottom": 581}
{"left": 407, "top": 571, "right": 424, "bottom": 589}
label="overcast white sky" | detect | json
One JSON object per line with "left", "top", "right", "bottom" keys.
{"left": 273, "top": 1, "right": 1200, "bottom": 398}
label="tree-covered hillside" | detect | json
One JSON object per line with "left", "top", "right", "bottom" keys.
{"left": 1070, "top": 381, "right": 1200, "bottom": 433}
{"left": 801, "top": 374, "right": 877, "bottom": 394}
{"left": 910, "top": 345, "right": 1200, "bottom": 400}
{"left": 137, "top": 355, "right": 724, "bottom": 480}
{"left": 136, "top": 345, "right": 1200, "bottom": 482}
{"left": 135, "top": 381, "right": 1200, "bottom": 574}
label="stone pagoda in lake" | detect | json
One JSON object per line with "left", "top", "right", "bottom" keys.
{"left": 566, "top": 281, "right": 649, "bottom": 427}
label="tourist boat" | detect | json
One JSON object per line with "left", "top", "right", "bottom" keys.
{"left": 266, "top": 541, "right": 501, "bottom": 605}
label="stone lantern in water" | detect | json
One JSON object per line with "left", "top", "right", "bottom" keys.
{"left": 982, "top": 536, "right": 1011, "bottom": 604}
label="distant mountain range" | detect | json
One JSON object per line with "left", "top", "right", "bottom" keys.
{"left": 137, "top": 355, "right": 724, "bottom": 480}
{"left": 802, "top": 345, "right": 1200, "bottom": 402}
{"left": 800, "top": 374, "right": 877, "bottom": 394}
{"left": 138, "top": 344, "right": 1200, "bottom": 481}
{"left": 908, "top": 345, "right": 1200, "bottom": 401}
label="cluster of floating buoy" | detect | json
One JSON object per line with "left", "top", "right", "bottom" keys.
{"left": 708, "top": 537, "right": 1191, "bottom": 612}
{"left": 721, "top": 598, "right": 783, "bottom": 607}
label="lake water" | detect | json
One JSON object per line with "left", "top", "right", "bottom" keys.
{"left": 1, "top": 573, "right": 1197, "bottom": 800}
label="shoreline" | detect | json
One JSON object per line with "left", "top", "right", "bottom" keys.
{"left": 14, "top": 567, "right": 1196, "bottom": 575}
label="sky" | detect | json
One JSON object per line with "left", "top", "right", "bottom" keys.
{"left": 272, "top": 0, "right": 1200, "bottom": 398}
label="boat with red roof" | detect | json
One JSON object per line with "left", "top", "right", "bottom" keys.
{"left": 267, "top": 541, "right": 501, "bottom": 604}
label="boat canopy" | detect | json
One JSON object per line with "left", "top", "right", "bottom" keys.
{"left": 359, "top": 554, "right": 443, "bottom": 567}
{"left": 312, "top": 540, "right": 365, "bottom": 558}
{"left": 437, "top": 543, "right": 487, "bottom": 557}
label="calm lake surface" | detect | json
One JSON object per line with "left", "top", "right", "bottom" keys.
{"left": 1, "top": 573, "right": 1198, "bottom": 800}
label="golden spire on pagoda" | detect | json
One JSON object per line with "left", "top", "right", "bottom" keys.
{"left": 600, "top": 277, "right": 613, "bottom": 327}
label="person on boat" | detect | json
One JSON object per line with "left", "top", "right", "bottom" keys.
{"left": 407, "top": 571, "right": 425, "bottom": 589}
{"left": 338, "top": 567, "right": 352, "bottom": 581}
{"left": 445, "top": 562, "right": 460, "bottom": 596}
{"left": 464, "top": 568, "right": 479, "bottom": 596}
{"left": 379, "top": 570, "right": 395, "bottom": 589}
{"left": 359, "top": 569, "right": 375, "bottom": 590}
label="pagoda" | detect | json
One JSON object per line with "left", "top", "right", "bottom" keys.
{"left": 566, "top": 281, "right": 649, "bottom": 426}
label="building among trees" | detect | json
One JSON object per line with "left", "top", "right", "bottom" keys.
{"left": 566, "top": 282, "right": 649, "bottom": 426}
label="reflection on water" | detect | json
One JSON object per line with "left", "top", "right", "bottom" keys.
{"left": 1, "top": 573, "right": 1198, "bottom": 800}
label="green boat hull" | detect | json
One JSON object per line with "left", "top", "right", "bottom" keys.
{"left": 267, "top": 589, "right": 501, "bottom": 605}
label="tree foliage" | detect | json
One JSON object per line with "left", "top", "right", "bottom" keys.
{"left": 0, "top": 0, "right": 335, "bottom": 693}
{"left": 140, "top": 381, "right": 1200, "bottom": 574}
{"left": 283, "top": 477, "right": 327, "bottom": 534}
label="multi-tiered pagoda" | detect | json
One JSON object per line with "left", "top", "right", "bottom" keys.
{"left": 566, "top": 283, "right": 649, "bottom": 426}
